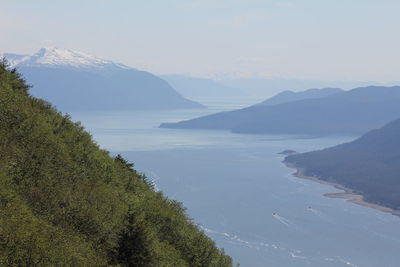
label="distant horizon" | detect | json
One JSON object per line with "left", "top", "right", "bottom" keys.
{"left": 2, "top": 46, "right": 400, "bottom": 87}
{"left": 2, "top": 0, "right": 400, "bottom": 82}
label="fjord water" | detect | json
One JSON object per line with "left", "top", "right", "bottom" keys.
{"left": 72, "top": 101, "right": 400, "bottom": 267}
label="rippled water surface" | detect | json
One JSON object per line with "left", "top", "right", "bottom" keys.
{"left": 71, "top": 102, "right": 400, "bottom": 267}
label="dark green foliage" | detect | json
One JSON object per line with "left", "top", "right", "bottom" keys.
{"left": 285, "top": 118, "right": 400, "bottom": 210}
{"left": 0, "top": 62, "right": 232, "bottom": 266}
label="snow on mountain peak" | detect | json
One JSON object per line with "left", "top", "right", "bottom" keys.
{"left": 2, "top": 47, "right": 131, "bottom": 71}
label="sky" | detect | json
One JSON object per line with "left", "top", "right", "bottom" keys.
{"left": 1, "top": 0, "right": 400, "bottom": 82}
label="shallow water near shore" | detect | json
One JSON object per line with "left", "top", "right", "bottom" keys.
{"left": 71, "top": 101, "right": 400, "bottom": 267}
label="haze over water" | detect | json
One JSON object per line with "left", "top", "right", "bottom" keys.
{"left": 72, "top": 99, "right": 400, "bottom": 267}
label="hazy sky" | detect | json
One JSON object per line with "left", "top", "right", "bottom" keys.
{"left": 1, "top": 0, "right": 399, "bottom": 81}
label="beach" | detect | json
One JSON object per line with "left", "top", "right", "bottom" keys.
{"left": 284, "top": 161, "right": 400, "bottom": 217}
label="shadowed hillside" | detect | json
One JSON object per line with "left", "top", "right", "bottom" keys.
{"left": 285, "top": 118, "right": 400, "bottom": 210}
{"left": 256, "top": 87, "right": 342, "bottom": 106}
{"left": 161, "top": 86, "right": 400, "bottom": 136}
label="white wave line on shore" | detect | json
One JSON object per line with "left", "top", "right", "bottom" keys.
{"left": 203, "top": 225, "right": 357, "bottom": 266}
{"left": 324, "top": 256, "right": 360, "bottom": 267}
{"left": 337, "top": 257, "right": 359, "bottom": 267}
{"left": 287, "top": 175, "right": 307, "bottom": 185}
{"left": 200, "top": 226, "right": 253, "bottom": 247}
{"left": 290, "top": 252, "right": 307, "bottom": 259}
{"left": 307, "top": 207, "right": 319, "bottom": 214}
{"left": 273, "top": 214, "right": 292, "bottom": 226}
{"left": 199, "top": 225, "right": 308, "bottom": 260}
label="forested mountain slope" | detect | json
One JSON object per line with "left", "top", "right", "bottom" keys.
{"left": 0, "top": 61, "right": 231, "bottom": 266}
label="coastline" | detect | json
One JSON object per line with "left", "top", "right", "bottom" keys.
{"left": 283, "top": 161, "right": 400, "bottom": 217}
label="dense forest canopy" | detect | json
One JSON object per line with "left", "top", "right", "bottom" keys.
{"left": 0, "top": 59, "right": 232, "bottom": 266}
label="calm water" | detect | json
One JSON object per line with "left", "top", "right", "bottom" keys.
{"left": 71, "top": 102, "right": 400, "bottom": 267}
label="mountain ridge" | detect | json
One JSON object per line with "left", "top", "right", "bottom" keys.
{"left": 160, "top": 85, "right": 400, "bottom": 135}
{"left": 2, "top": 47, "right": 131, "bottom": 71}
{"left": 257, "top": 87, "right": 343, "bottom": 106}
{"left": 1, "top": 48, "right": 204, "bottom": 111}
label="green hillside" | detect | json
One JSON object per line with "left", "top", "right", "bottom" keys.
{"left": 0, "top": 60, "right": 232, "bottom": 267}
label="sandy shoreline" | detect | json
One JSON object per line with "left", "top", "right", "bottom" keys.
{"left": 283, "top": 161, "right": 400, "bottom": 217}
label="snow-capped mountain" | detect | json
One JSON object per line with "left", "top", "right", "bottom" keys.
{"left": 2, "top": 47, "right": 131, "bottom": 71}
{"left": 0, "top": 47, "right": 204, "bottom": 111}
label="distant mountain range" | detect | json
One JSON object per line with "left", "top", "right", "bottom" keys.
{"left": 161, "top": 75, "right": 246, "bottom": 102}
{"left": 3, "top": 47, "right": 131, "bottom": 71}
{"left": 1, "top": 47, "right": 203, "bottom": 111}
{"left": 160, "top": 86, "right": 400, "bottom": 136}
{"left": 218, "top": 77, "right": 378, "bottom": 96}
{"left": 285, "top": 118, "right": 400, "bottom": 210}
{"left": 161, "top": 75, "right": 375, "bottom": 104}
{"left": 256, "top": 88, "right": 343, "bottom": 106}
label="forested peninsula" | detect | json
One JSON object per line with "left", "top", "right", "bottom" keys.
{"left": 0, "top": 60, "right": 232, "bottom": 266}
{"left": 285, "top": 118, "right": 400, "bottom": 213}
